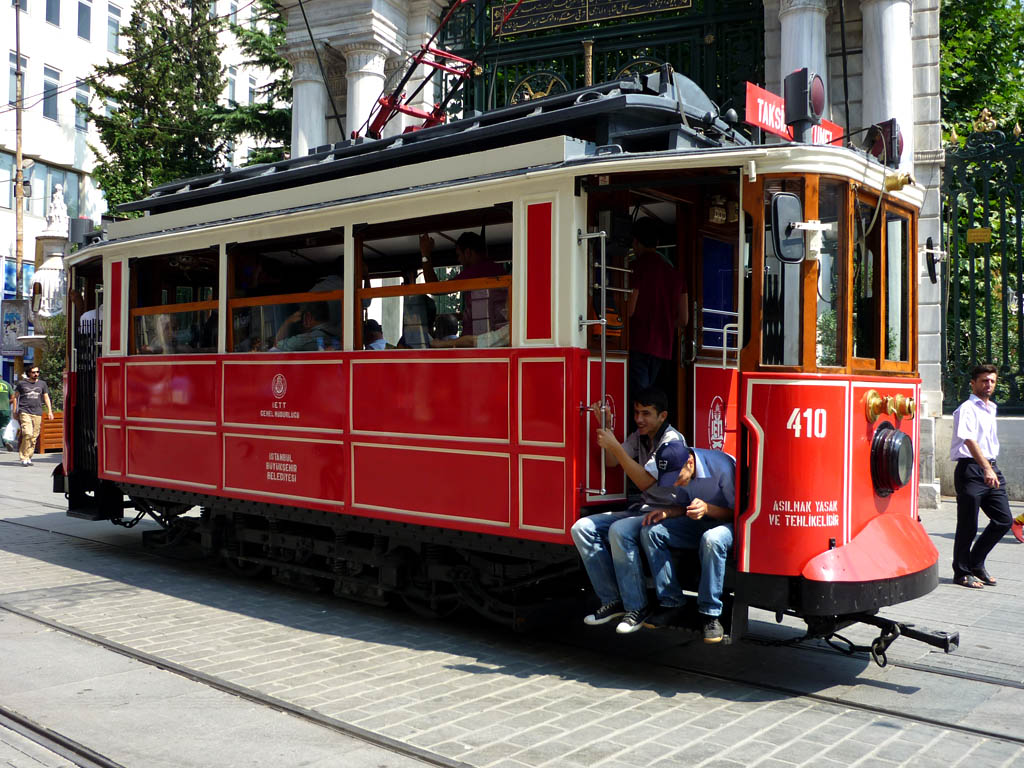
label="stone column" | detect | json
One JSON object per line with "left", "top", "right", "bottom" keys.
{"left": 286, "top": 49, "right": 329, "bottom": 157}
{"left": 778, "top": 0, "right": 829, "bottom": 111}
{"left": 861, "top": 0, "right": 915, "bottom": 173}
{"left": 343, "top": 43, "right": 389, "bottom": 138}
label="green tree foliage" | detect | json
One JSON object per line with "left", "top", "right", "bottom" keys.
{"left": 84, "top": 0, "right": 227, "bottom": 211}
{"left": 36, "top": 314, "right": 67, "bottom": 410}
{"left": 941, "top": 0, "right": 1024, "bottom": 135}
{"left": 221, "top": 0, "right": 292, "bottom": 165}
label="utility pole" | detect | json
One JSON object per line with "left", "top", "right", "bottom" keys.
{"left": 13, "top": 0, "right": 25, "bottom": 377}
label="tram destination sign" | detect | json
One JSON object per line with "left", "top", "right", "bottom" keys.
{"left": 493, "top": 0, "right": 692, "bottom": 36}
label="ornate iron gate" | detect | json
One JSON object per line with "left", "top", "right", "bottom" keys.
{"left": 439, "top": 0, "right": 763, "bottom": 117}
{"left": 942, "top": 118, "right": 1024, "bottom": 412}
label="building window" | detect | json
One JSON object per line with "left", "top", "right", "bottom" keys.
{"left": 208, "top": 0, "right": 216, "bottom": 19}
{"left": 107, "top": 5, "right": 121, "bottom": 52}
{"left": 14, "top": 0, "right": 27, "bottom": 11}
{"left": 229, "top": 2, "right": 236, "bottom": 23}
{"left": 43, "top": 66, "right": 60, "bottom": 121}
{"left": 46, "top": 0, "right": 60, "bottom": 25}
{"left": 0, "top": 153, "right": 13, "bottom": 209}
{"left": 9, "top": 53, "right": 27, "bottom": 106}
{"left": 105, "top": 98, "right": 117, "bottom": 117}
{"left": 227, "top": 65, "right": 236, "bottom": 104}
{"left": 75, "top": 81, "right": 90, "bottom": 131}
{"left": 78, "top": 0, "right": 92, "bottom": 40}
{"left": 248, "top": 76, "right": 256, "bottom": 105}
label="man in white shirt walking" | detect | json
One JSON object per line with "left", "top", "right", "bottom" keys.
{"left": 950, "top": 364, "right": 1012, "bottom": 589}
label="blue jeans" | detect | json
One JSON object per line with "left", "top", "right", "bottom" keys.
{"left": 641, "top": 517, "right": 733, "bottom": 617}
{"left": 570, "top": 511, "right": 649, "bottom": 612}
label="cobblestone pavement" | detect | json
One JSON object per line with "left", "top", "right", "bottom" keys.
{"left": 1, "top": 452, "right": 1023, "bottom": 768}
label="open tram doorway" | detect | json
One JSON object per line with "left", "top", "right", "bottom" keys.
{"left": 586, "top": 170, "right": 741, "bottom": 446}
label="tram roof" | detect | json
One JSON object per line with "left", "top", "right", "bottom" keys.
{"left": 118, "top": 70, "right": 752, "bottom": 216}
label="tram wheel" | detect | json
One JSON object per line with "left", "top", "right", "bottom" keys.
{"left": 225, "top": 556, "right": 267, "bottom": 578}
{"left": 401, "top": 593, "right": 461, "bottom": 619}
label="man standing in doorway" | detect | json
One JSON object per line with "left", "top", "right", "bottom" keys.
{"left": 10, "top": 366, "right": 54, "bottom": 467}
{"left": 627, "top": 217, "right": 688, "bottom": 400}
{"left": 950, "top": 363, "right": 1012, "bottom": 588}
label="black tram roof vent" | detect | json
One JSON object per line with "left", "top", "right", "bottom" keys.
{"left": 119, "top": 65, "right": 751, "bottom": 217}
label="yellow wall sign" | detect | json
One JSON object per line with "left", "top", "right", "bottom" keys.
{"left": 966, "top": 228, "right": 992, "bottom": 244}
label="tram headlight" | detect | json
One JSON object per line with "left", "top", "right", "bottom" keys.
{"left": 870, "top": 422, "right": 914, "bottom": 497}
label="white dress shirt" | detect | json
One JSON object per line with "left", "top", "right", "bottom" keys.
{"left": 950, "top": 394, "right": 999, "bottom": 461}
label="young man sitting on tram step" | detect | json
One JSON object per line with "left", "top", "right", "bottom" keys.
{"left": 640, "top": 441, "right": 737, "bottom": 643}
{"left": 570, "top": 387, "right": 686, "bottom": 634}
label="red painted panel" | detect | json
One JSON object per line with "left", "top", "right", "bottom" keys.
{"left": 101, "top": 362, "right": 123, "bottom": 420}
{"left": 849, "top": 383, "right": 919, "bottom": 537}
{"left": 351, "top": 358, "right": 509, "bottom": 441}
{"left": 125, "top": 361, "right": 219, "bottom": 423}
{"left": 526, "top": 202, "right": 553, "bottom": 340}
{"left": 802, "top": 513, "right": 936, "bottom": 582}
{"left": 520, "top": 359, "right": 565, "bottom": 444}
{"left": 352, "top": 444, "right": 510, "bottom": 525}
{"left": 224, "top": 434, "right": 345, "bottom": 503}
{"left": 520, "top": 457, "right": 566, "bottom": 531}
{"left": 109, "top": 261, "right": 122, "bottom": 353}
{"left": 585, "top": 357, "right": 627, "bottom": 497}
{"left": 739, "top": 378, "right": 848, "bottom": 575}
{"left": 101, "top": 425, "right": 125, "bottom": 476}
{"left": 223, "top": 360, "right": 345, "bottom": 432}
{"left": 693, "top": 365, "right": 739, "bottom": 456}
{"left": 126, "top": 427, "right": 219, "bottom": 488}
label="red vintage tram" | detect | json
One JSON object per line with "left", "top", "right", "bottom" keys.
{"left": 56, "top": 69, "right": 955, "bottom": 657}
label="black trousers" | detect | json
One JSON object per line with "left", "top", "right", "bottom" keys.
{"left": 952, "top": 458, "right": 1012, "bottom": 578}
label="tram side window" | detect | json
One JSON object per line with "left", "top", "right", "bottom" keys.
{"left": 131, "top": 248, "right": 218, "bottom": 355}
{"left": 884, "top": 212, "right": 910, "bottom": 362}
{"left": 227, "top": 230, "right": 344, "bottom": 352}
{"left": 357, "top": 205, "right": 513, "bottom": 349}
{"left": 762, "top": 180, "right": 804, "bottom": 366}
{"left": 853, "top": 198, "right": 881, "bottom": 360}
{"left": 816, "top": 180, "right": 845, "bottom": 367}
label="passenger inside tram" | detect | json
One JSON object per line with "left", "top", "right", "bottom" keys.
{"left": 272, "top": 302, "right": 340, "bottom": 351}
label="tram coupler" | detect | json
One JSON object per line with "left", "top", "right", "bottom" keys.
{"left": 847, "top": 615, "right": 959, "bottom": 667}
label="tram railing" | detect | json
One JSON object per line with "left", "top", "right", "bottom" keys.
{"left": 579, "top": 229, "right": 630, "bottom": 496}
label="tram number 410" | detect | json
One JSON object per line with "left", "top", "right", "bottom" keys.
{"left": 786, "top": 407, "right": 827, "bottom": 438}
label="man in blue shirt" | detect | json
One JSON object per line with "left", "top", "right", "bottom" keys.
{"left": 640, "top": 441, "right": 736, "bottom": 643}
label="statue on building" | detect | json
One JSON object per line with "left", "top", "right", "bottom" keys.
{"left": 44, "top": 184, "right": 69, "bottom": 237}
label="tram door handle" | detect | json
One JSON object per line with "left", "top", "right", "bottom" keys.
{"left": 682, "top": 300, "right": 699, "bottom": 365}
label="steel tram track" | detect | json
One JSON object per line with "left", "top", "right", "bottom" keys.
{"left": 3, "top": 513, "right": 1022, "bottom": 751}
{"left": 0, "top": 705, "right": 125, "bottom": 768}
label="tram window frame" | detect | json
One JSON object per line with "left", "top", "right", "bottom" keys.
{"left": 128, "top": 248, "right": 219, "bottom": 356}
{"left": 879, "top": 204, "right": 915, "bottom": 373}
{"left": 759, "top": 177, "right": 806, "bottom": 369}
{"left": 225, "top": 228, "right": 345, "bottom": 353}
{"left": 353, "top": 205, "right": 514, "bottom": 350}
{"left": 814, "top": 178, "right": 847, "bottom": 370}
{"left": 850, "top": 192, "right": 916, "bottom": 374}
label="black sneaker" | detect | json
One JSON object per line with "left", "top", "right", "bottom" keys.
{"left": 583, "top": 601, "right": 624, "bottom": 626}
{"left": 702, "top": 615, "right": 725, "bottom": 644}
{"left": 615, "top": 608, "right": 651, "bottom": 634}
{"left": 643, "top": 605, "right": 686, "bottom": 629}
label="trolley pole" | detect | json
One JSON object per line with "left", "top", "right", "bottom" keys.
{"left": 13, "top": 0, "right": 26, "bottom": 377}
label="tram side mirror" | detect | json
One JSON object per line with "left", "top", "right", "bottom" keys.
{"left": 770, "top": 192, "right": 806, "bottom": 264}
{"left": 31, "top": 282, "right": 43, "bottom": 314}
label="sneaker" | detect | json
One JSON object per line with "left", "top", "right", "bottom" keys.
{"left": 615, "top": 608, "right": 651, "bottom": 634}
{"left": 20, "top": 459, "right": 30, "bottom": 466}
{"left": 701, "top": 615, "right": 725, "bottom": 644}
{"left": 643, "top": 605, "right": 686, "bottom": 629}
{"left": 1012, "top": 513, "right": 1024, "bottom": 544}
{"left": 583, "top": 601, "right": 624, "bottom": 626}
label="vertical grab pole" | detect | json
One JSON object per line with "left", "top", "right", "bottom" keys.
{"left": 578, "top": 229, "right": 609, "bottom": 495}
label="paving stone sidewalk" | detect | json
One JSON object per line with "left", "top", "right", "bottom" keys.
{"left": 1, "top": 451, "right": 1023, "bottom": 768}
